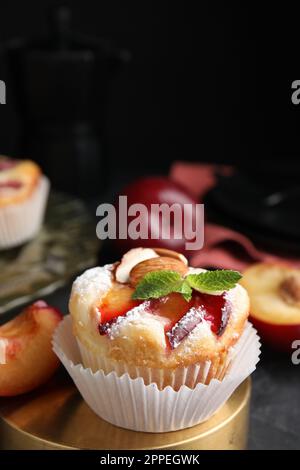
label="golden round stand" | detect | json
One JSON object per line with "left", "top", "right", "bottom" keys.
{"left": 0, "top": 370, "right": 251, "bottom": 450}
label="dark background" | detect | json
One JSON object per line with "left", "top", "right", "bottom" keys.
{"left": 0, "top": 1, "right": 299, "bottom": 183}
{"left": 0, "top": 2, "right": 300, "bottom": 450}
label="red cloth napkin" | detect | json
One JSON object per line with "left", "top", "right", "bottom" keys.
{"left": 170, "top": 162, "right": 298, "bottom": 270}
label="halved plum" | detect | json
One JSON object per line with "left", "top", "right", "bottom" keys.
{"left": 0, "top": 301, "right": 63, "bottom": 396}
{"left": 241, "top": 263, "right": 300, "bottom": 352}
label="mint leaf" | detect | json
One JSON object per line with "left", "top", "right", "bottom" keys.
{"left": 132, "top": 269, "right": 242, "bottom": 302}
{"left": 175, "top": 279, "right": 193, "bottom": 302}
{"left": 132, "top": 270, "right": 183, "bottom": 300}
{"left": 186, "top": 270, "right": 242, "bottom": 294}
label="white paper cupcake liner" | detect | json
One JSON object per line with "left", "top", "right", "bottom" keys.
{"left": 76, "top": 337, "right": 236, "bottom": 390}
{"left": 53, "top": 316, "right": 260, "bottom": 432}
{"left": 0, "top": 176, "right": 50, "bottom": 249}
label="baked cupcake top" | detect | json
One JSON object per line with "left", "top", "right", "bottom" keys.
{"left": 0, "top": 156, "right": 41, "bottom": 207}
{"left": 69, "top": 248, "right": 249, "bottom": 368}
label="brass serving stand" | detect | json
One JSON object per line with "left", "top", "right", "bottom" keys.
{"left": 0, "top": 370, "right": 251, "bottom": 450}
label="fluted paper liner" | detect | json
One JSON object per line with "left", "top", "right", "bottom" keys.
{"left": 0, "top": 176, "right": 50, "bottom": 249}
{"left": 53, "top": 315, "right": 260, "bottom": 432}
{"left": 77, "top": 338, "right": 234, "bottom": 390}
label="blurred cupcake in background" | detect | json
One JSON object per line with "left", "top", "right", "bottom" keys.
{"left": 0, "top": 156, "right": 50, "bottom": 249}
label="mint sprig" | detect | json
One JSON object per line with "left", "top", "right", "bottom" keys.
{"left": 132, "top": 270, "right": 183, "bottom": 300}
{"left": 186, "top": 270, "right": 242, "bottom": 294}
{"left": 132, "top": 269, "right": 242, "bottom": 302}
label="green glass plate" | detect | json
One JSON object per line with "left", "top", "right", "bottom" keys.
{"left": 0, "top": 192, "right": 100, "bottom": 315}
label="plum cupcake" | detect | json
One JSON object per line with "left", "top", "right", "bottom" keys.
{"left": 54, "top": 247, "right": 260, "bottom": 431}
{"left": 69, "top": 247, "right": 250, "bottom": 389}
{"left": 0, "top": 156, "right": 50, "bottom": 249}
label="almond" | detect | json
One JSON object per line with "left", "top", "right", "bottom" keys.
{"left": 152, "top": 248, "right": 188, "bottom": 265}
{"left": 115, "top": 248, "right": 158, "bottom": 283}
{"left": 130, "top": 256, "right": 188, "bottom": 287}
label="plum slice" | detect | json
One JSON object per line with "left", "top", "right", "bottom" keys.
{"left": 0, "top": 159, "right": 17, "bottom": 171}
{"left": 98, "top": 284, "right": 141, "bottom": 335}
{"left": 193, "top": 292, "right": 230, "bottom": 336}
{"left": 98, "top": 285, "right": 232, "bottom": 348}
{"left": 166, "top": 307, "right": 205, "bottom": 349}
{"left": 166, "top": 293, "right": 231, "bottom": 349}
{"left": 218, "top": 301, "right": 231, "bottom": 336}
{"left": 0, "top": 180, "right": 23, "bottom": 190}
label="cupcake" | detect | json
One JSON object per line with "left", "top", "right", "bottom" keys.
{"left": 54, "top": 247, "right": 259, "bottom": 432}
{"left": 0, "top": 156, "right": 50, "bottom": 249}
{"left": 69, "top": 247, "right": 250, "bottom": 389}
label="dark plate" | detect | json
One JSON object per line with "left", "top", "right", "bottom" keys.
{"left": 205, "top": 172, "right": 300, "bottom": 255}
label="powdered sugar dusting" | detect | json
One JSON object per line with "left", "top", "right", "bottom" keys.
{"left": 72, "top": 264, "right": 113, "bottom": 299}
{"left": 190, "top": 318, "right": 212, "bottom": 337}
{"left": 223, "top": 287, "right": 238, "bottom": 321}
{"left": 166, "top": 306, "right": 211, "bottom": 349}
{"left": 105, "top": 301, "right": 151, "bottom": 339}
{"left": 104, "top": 302, "right": 167, "bottom": 350}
